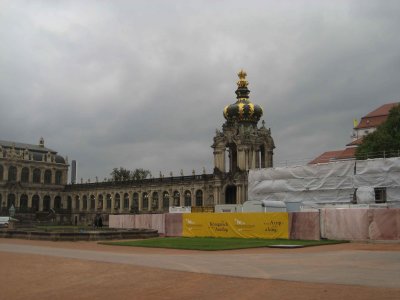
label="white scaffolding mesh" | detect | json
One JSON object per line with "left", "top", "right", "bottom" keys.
{"left": 248, "top": 157, "right": 400, "bottom": 204}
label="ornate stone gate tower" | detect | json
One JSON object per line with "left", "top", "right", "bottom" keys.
{"left": 212, "top": 70, "right": 275, "bottom": 204}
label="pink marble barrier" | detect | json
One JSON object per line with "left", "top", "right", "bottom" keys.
{"left": 289, "top": 212, "right": 320, "bottom": 240}
{"left": 121, "top": 215, "right": 135, "bottom": 229}
{"left": 108, "top": 215, "right": 122, "bottom": 228}
{"left": 165, "top": 213, "right": 183, "bottom": 237}
{"left": 151, "top": 214, "right": 165, "bottom": 234}
{"left": 108, "top": 216, "right": 121, "bottom": 228}
{"left": 322, "top": 209, "right": 369, "bottom": 240}
{"left": 368, "top": 209, "right": 400, "bottom": 240}
{"left": 135, "top": 214, "right": 153, "bottom": 229}
{"left": 108, "top": 215, "right": 134, "bottom": 228}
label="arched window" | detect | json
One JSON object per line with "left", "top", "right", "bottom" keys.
{"left": 55, "top": 170, "right": 62, "bottom": 185}
{"left": 7, "top": 194, "right": 16, "bottom": 208}
{"left": 75, "top": 195, "right": 80, "bottom": 210}
{"left": 184, "top": 190, "right": 191, "bottom": 207}
{"left": 0, "top": 165, "right": 3, "bottom": 180}
{"left": 82, "top": 195, "right": 88, "bottom": 210}
{"left": 32, "top": 195, "right": 40, "bottom": 212}
{"left": 21, "top": 167, "right": 29, "bottom": 183}
{"left": 44, "top": 170, "right": 52, "bottom": 184}
{"left": 152, "top": 192, "right": 158, "bottom": 211}
{"left": 123, "top": 193, "right": 129, "bottom": 209}
{"left": 67, "top": 196, "right": 72, "bottom": 210}
{"left": 142, "top": 192, "right": 148, "bottom": 211}
{"left": 33, "top": 168, "right": 41, "bottom": 183}
{"left": 173, "top": 191, "right": 180, "bottom": 206}
{"left": 54, "top": 196, "right": 61, "bottom": 210}
{"left": 98, "top": 194, "right": 103, "bottom": 210}
{"left": 132, "top": 193, "right": 139, "bottom": 212}
{"left": 196, "top": 190, "right": 203, "bottom": 207}
{"left": 106, "top": 194, "right": 112, "bottom": 209}
{"left": 8, "top": 166, "right": 17, "bottom": 181}
{"left": 115, "top": 193, "right": 120, "bottom": 209}
{"left": 20, "top": 194, "right": 28, "bottom": 210}
{"left": 43, "top": 195, "right": 51, "bottom": 211}
{"left": 90, "top": 195, "right": 95, "bottom": 210}
{"left": 225, "top": 185, "right": 236, "bottom": 204}
{"left": 163, "top": 191, "right": 170, "bottom": 210}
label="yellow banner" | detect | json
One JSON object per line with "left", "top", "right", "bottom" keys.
{"left": 183, "top": 213, "right": 289, "bottom": 239}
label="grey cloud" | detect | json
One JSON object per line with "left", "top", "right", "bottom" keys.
{"left": 1, "top": 0, "right": 400, "bottom": 180}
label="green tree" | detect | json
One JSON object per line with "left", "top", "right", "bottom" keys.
{"left": 356, "top": 104, "right": 400, "bottom": 159}
{"left": 109, "top": 167, "right": 151, "bottom": 181}
{"left": 131, "top": 168, "right": 152, "bottom": 180}
{"left": 110, "top": 167, "right": 132, "bottom": 181}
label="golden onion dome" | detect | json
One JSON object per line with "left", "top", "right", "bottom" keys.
{"left": 223, "top": 70, "right": 263, "bottom": 123}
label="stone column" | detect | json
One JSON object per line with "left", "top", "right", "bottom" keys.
{"left": 39, "top": 194, "right": 43, "bottom": 211}
{"left": 28, "top": 194, "right": 32, "bottom": 208}
{"left": 16, "top": 166, "right": 21, "bottom": 182}
{"left": 40, "top": 168, "right": 44, "bottom": 184}
{"left": 179, "top": 189, "right": 184, "bottom": 206}
{"left": 158, "top": 190, "right": 162, "bottom": 211}
{"left": 29, "top": 167, "right": 34, "bottom": 183}
{"left": 129, "top": 192, "right": 133, "bottom": 211}
{"left": 237, "top": 147, "right": 246, "bottom": 170}
{"left": 63, "top": 170, "right": 68, "bottom": 185}
{"left": 138, "top": 192, "right": 143, "bottom": 211}
{"left": 4, "top": 165, "right": 8, "bottom": 181}
{"left": 191, "top": 188, "right": 195, "bottom": 207}
{"left": 51, "top": 169, "right": 56, "bottom": 184}
{"left": 214, "top": 147, "right": 226, "bottom": 173}
{"left": 168, "top": 189, "right": 173, "bottom": 207}
{"left": 255, "top": 150, "right": 260, "bottom": 168}
{"left": 111, "top": 193, "right": 115, "bottom": 214}
{"left": 148, "top": 191, "right": 152, "bottom": 211}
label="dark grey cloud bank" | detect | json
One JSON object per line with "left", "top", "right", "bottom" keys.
{"left": 1, "top": 0, "right": 400, "bottom": 181}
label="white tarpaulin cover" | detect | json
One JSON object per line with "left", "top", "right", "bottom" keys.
{"left": 248, "top": 157, "right": 400, "bottom": 204}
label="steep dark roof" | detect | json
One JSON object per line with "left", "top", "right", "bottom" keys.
{"left": 0, "top": 140, "right": 57, "bottom": 154}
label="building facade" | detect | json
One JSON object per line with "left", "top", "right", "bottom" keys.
{"left": 0, "top": 138, "right": 68, "bottom": 214}
{"left": 1, "top": 71, "right": 274, "bottom": 224}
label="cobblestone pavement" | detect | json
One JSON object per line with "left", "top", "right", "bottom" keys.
{"left": 1, "top": 240, "right": 400, "bottom": 300}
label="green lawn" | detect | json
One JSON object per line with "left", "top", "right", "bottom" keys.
{"left": 101, "top": 237, "right": 347, "bottom": 251}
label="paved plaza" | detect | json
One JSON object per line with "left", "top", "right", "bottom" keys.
{"left": 0, "top": 239, "right": 399, "bottom": 299}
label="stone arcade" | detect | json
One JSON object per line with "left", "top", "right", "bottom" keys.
{"left": 0, "top": 71, "right": 274, "bottom": 224}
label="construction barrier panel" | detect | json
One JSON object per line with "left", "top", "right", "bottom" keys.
{"left": 165, "top": 213, "right": 183, "bottom": 237}
{"left": 183, "top": 212, "right": 289, "bottom": 239}
{"left": 289, "top": 212, "right": 320, "bottom": 240}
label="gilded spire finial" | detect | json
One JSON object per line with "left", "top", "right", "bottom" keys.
{"left": 237, "top": 69, "right": 248, "bottom": 88}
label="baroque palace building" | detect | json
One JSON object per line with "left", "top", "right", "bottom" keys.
{"left": 0, "top": 71, "right": 274, "bottom": 224}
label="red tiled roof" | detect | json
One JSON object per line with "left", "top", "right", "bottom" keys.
{"left": 355, "top": 102, "right": 399, "bottom": 129}
{"left": 336, "top": 147, "right": 356, "bottom": 159}
{"left": 365, "top": 102, "right": 399, "bottom": 117}
{"left": 309, "top": 148, "right": 356, "bottom": 164}
{"left": 346, "top": 137, "right": 363, "bottom": 146}
{"left": 309, "top": 150, "right": 346, "bottom": 164}
{"left": 310, "top": 102, "right": 398, "bottom": 165}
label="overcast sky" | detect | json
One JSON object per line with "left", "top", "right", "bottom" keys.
{"left": 1, "top": 0, "right": 399, "bottom": 182}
